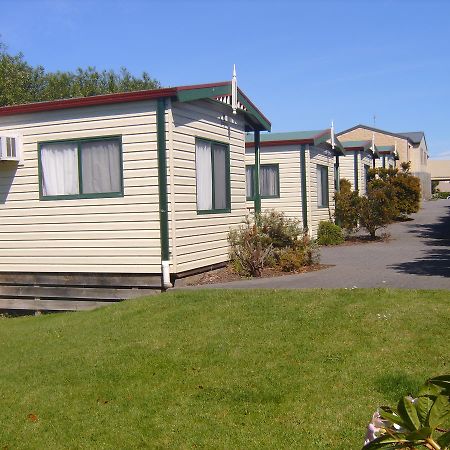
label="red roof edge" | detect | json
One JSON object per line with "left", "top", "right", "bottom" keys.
{"left": 0, "top": 87, "right": 178, "bottom": 117}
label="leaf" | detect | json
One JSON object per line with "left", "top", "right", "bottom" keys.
{"left": 429, "top": 375, "right": 450, "bottom": 393}
{"left": 405, "top": 427, "right": 432, "bottom": 440}
{"left": 437, "top": 430, "right": 450, "bottom": 448}
{"left": 397, "top": 396, "right": 420, "bottom": 431}
{"left": 379, "top": 406, "right": 408, "bottom": 429}
{"left": 429, "top": 394, "right": 450, "bottom": 429}
{"left": 362, "top": 432, "right": 411, "bottom": 449}
{"left": 416, "top": 394, "right": 437, "bottom": 426}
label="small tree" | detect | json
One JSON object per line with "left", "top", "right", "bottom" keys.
{"left": 359, "top": 185, "right": 396, "bottom": 239}
{"left": 334, "top": 179, "right": 361, "bottom": 234}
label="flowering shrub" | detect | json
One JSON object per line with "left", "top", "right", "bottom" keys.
{"left": 363, "top": 374, "right": 450, "bottom": 449}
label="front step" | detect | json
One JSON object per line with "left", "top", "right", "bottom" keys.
{"left": 0, "top": 272, "right": 162, "bottom": 312}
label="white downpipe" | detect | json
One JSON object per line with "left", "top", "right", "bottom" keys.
{"left": 162, "top": 260, "right": 171, "bottom": 289}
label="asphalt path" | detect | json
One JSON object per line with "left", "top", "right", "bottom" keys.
{"left": 180, "top": 199, "right": 450, "bottom": 290}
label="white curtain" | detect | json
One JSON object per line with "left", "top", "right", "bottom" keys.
{"left": 196, "top": 140, "right": 212, "bottom": 210}
{"left": 246, "top": 166, "right": 254, "bottom": 198}
{"left": 213, "top": 144, "right": 227, "bottom": 209}
{"left": 81, "top": 140, "right": 121, "bottom": 194}
{"left": 317, "top": 166, "right": 324, "bottom": 206}
{"left": 41, "top": 143, "right": 79, "bottom": 196}
{"left": 260, "top": 166, "right": 278, "bottom": 197}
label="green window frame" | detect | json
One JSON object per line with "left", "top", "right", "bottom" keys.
{"left": 195, "top": 138, "right": 231, "bottom": 214}
{"left": 246, "top": 164, "right": 280, "bottom": 200}
{"left": 317, "top": 164, "right": 329, "bottom": 208}
{"left": 38, "top": 136, "right": 124, "bottom": 201}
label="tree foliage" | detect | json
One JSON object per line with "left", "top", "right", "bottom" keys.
{"left": 0, "top": 41, "right": 160, "bottom": 107}
{"left": 334, "top": 178, "right": 361, "bottom": 234}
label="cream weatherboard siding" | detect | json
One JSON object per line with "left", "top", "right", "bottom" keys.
{"left": 307, "top": 145, "right": 335, "bottom": 237}
{"left": 169, "top": 99, "right": 247, "bottom": 273}
{"left": 245, "top": 144, "right": 336, "bottom": 238}
{"left": 339, "top": 151, "right": 358, "bottom": 190}
{"left": 245, "top": 144, "right": 303, "bottom": 221}
{"left": 0, "top": 101, "right": 161, "bottom": 274}
{"left": 375, "top": 154, "right": 396, "bottom": 169}
{"left": 338, "top": 150, "right": 372, "bottom": 194}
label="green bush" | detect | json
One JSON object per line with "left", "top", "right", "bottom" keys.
{"left": 317, "top": 221, "right": 344, "bottom": 246}
{"left": 433, "top": 191, "right": 450, "bottom": 199}
{"left": 359, "top": 186, "right": 396, "bottom": 239}
{"left": 228, "top": 210, "right": 319, "bottom": 277}
{"left": 334, "top": 179, "right": 361, "bottom": 234}
{"left": 228, "top": 218, "right": 273, "bottom": 277}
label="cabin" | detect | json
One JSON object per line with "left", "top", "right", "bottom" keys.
{"left": 337, "top": 125, "right": 431, "bottom": 199}
{"left": 374, "top": 145, "right": 398, "bottom": 169}
{"left": 338, "top": 140, "right": 376, "bottom": 194}
{"left": 0, "top": 80, "right": 270, "bottom": 311}
{"left": 245, "top": 129, "right": 344, "bottom": 237}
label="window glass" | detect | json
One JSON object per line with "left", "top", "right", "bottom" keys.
{"left": 195, "top": 139, "right": 229, "bottom": 212}
{"left": 317, "top": 165, "right": 329, "bottom": 207}
{"left": 41, "top": 142, "right": 79, "bottom": 196}
{"left": 81, "top": 140, "right": 121, "bottom": 194}
{"left": 40, "top": 138, "right": 122, "bottom": 199}
{"left": 246, "top": 164, "right": 279, "bottom": 199}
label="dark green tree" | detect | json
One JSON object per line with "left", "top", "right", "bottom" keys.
{"left": 0, "top": 41, "right": 160, "bottom": 107}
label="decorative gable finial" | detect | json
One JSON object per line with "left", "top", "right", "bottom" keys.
{"left": 232, "top": 64, "right": 237, "bottom": 115}
{"left": 331, "top": 120, "right": 335, "bottom": 149}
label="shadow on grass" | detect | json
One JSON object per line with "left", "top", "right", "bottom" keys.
{"left": 375, "top": 373, "right": 423, "bottom": 402}
{"left": 388, "top": 204, "right": 450, "bottom": 278}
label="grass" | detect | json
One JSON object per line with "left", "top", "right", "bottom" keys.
{"left": 0, "top": 289, "right": 448, "bottom": 449}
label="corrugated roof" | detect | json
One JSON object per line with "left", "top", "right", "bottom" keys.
{"left": 397, "top": 132, "right": 424, "bottom": 144}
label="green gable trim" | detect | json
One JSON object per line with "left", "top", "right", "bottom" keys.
{"left": 246, "top": 129, "right": 328, "bottom": 143}
{"left": 237, "top": 91, "right": 271, "bottom": 131}
{"left": 177, "top": 84, "right": 231, "bottom": 103}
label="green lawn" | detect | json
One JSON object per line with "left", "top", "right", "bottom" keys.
{"left": 0, "top": 289, "right": 448, "bottom": 449}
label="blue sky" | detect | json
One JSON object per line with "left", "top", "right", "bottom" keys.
{"left": 1, "top": 0, "right": 449, "bottom": 158}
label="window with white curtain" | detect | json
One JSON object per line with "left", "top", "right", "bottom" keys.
{"left": 39, "top": 137, "right": 122, "bottom": 199}
{"left": 317, "top": 164, "right": 329, "bottom": 208}
{"left": 195, "top": 138, "right": 230, "bottom": 212}
{"left": 246, "top": 164, "right": 280, "bottom": 200}
{"left": 246, "top": 164, "right": 280, "bottom": 199}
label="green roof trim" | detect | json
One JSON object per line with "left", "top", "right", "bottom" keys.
{"left": 246, "top": 129, "right": 328, "bottom": 143}
{"left": 176, "top": 84, "right": 230, "bottom": 103}
{"left": 175, "top": 82, "right": 270, "bottom": 132}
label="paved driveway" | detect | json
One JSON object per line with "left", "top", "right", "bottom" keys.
{"left": 185, "top": 199, "right": 450, "bottom": 290}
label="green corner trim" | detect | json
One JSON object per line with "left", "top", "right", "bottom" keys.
{"left": 353, "top": 151, "right": 359, "bottom": 191}
{"left": 157, "top": 98, "right": 170, "bottom": 262}
{"left": 300, "top": 144, "right": 308, "bottom": 230}
{"left": 253, "top": 130, "right": 261, "bottom": 213}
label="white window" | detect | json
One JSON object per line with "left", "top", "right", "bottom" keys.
{"left": 317, "top": 165, "right": 329, "bottom": 207}
{"left": 196, "top": 139, "right": 229, "bottom": 212}
{"left": 39, "top": 137, "right": 122, "bottom": 199}
{"left": 0, "top": 134, "right": 22, "bottom": 163}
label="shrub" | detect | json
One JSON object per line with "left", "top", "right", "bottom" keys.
{"left": 359, "top": 186, "right": 396, "bottom": 239}
{"left": 334, "top": 179, "right": 361, "bottom": 234}
{"left": 228, "top": 210, "right": 318, "bottom": 277}
{"left": 279, "top": 234, "right": 319, "bottom": 272}
{"left": 228, "top": 218, "right": 273, "bottom": 277}
{"left": 317, "top": 221, "right": 344, "bottom": 246}
{"left": 391, "top": 171, "right": 421, "bottom": 217}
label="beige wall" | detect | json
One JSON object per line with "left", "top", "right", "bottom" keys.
{"left": 245, "top": 144, "right": 303, "bottom": 222}
{"left": 338, "top": 149, "right": 373, "bottom": 194}
{"left": 429, "top": 159, "right": 450, "bottom": 180}
{"left": 245, "top": 144, "right": 335, "bottom": 238}
{"left": 339, "top": 127, "right": 431, "bottom": 199}
{"left": 169, "top": 99, "right": 248, "bottom": 273}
